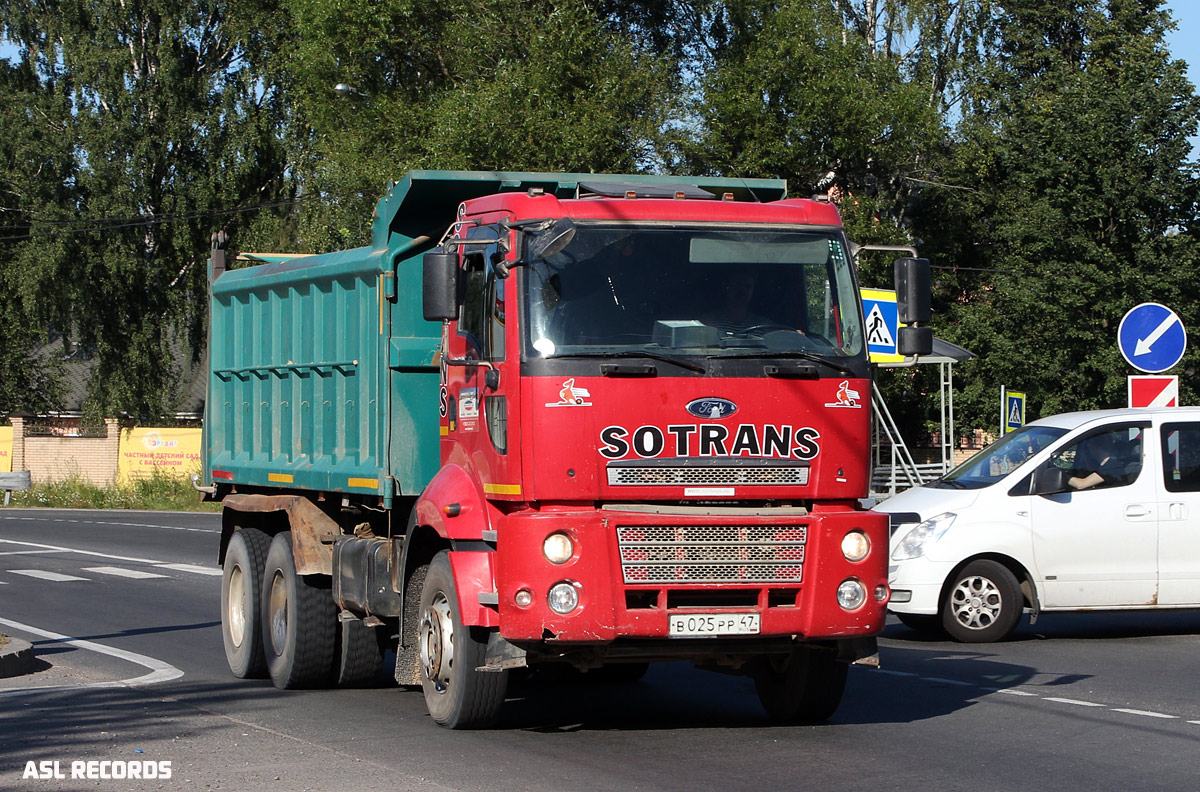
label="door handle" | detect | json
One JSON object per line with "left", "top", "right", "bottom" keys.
{"left": 1170, "top": 502, "right": 1187, "bottom": 520}
{"left": 1124, "top": 504, "right": 1150, "bottom": 519}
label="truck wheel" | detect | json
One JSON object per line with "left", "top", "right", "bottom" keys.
{"left": 337, "top": 618, "right": 388, "bottom": 687}
{"left": 262, "top": 531, "right": 338, "bottom": 689}
{"left": 221, "top": 527, "right": 271, "bottom": 678}
{"left": 941, "top": 559, "right": 1023, "bottom": 643}
{"left": 418, "top": 551, "right": 508, "bottom": 728}
{"left": 752, "top": 647, "right": 847, "bottom": 723}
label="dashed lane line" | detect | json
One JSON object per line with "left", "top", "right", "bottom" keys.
{"left": 0, "top": 514, "right": 219, "bottom": 534}
{"left": 153, "top": 563, "right": 222, "bottom": 577}
{"left": 8, "top": 569, "right": 89, "bottom": 582}
{"left": 0, "top": 538, "right": 221, "bottom": 576}
{"left": 0, "top": 616, "right": 183, "bottom": 696}
{"left": 877, "top": 668, "right": 1198, "bottom": 725}
{"left": 82, "top": 566, "right": 170, "bottom": 580}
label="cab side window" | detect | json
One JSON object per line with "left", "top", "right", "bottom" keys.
{"left": 457, "top": 225, "right": 504, "bottom": 361}
{"left": 1048, "top": 425, "right": 1144, "bottom": 492}
{"left": 1162, "top": 422, "right": 1200, "bottom": 492}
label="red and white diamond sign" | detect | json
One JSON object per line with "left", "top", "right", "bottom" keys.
{"left": 1128, "top": 375, "right": 1178, "bottom": 408}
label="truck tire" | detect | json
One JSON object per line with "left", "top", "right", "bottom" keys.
{"left": 418, "top": 551, "right": 508, "bottom": 728}
{"left": 221, "top": 527, "right": 271, "bottom": 678}
{"left": 941, "top": 559, "right": 1022, "bottom": 643}
{"left": 337, "top": 618, "right": 388, "bottom": 688}
{"left": 262, "top": 531, "right": 338, "bottom": 689}
{"left": 752, "top": 647, "right": 848, "bottom": 723}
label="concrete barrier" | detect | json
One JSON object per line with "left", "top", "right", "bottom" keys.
{"left": 0, "top": 470, "right": 32, "bottom": 506}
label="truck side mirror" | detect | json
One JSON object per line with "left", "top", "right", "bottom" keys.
{"left": 897, "top": 326, "right": 933, "bottom": 356}
{"left": 894, "top": 257, "right": 931, "bottom": 324}
{"left": 423, "top": 250, "right": 458, "bottom": 322}
{"left": 527, "top": 217, "right": 576, "bottom": 260}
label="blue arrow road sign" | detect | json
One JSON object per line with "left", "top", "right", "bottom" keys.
{"left": 1118, "top": 303, "right": 1187, "bottom": 373}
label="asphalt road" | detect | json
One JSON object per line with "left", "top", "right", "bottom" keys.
{"left": 2, "top": 509, "right": 1199, "bottom": 791}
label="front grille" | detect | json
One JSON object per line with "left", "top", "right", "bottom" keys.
{"left": 607, "top": 459, "right": 810, "bottom": 487}
{"left": 616, "top": 525, "right": 806, "bottom": 584}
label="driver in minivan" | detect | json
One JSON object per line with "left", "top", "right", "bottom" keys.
{"left": 1067, "top": 432, "right": 1140, "bottom": 491}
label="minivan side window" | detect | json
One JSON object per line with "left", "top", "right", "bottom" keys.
{"left": 1046, "top": 424, "right": 1144, "bottom": 492}
{"left": 1161, "top": 422, "right": 1200, "bottom": 492}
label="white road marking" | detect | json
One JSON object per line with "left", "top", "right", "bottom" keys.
{"left": 993, "top": 688, "right": 1039, "bottom": 697}
{"left": 154, "top": 563, "right": 222, "bottom": 576}
{"left": 0, "top": 616, "right": 183, "bottom": 696}
{"left": 1112, "top": 708, "right": 1177, "bottom": 719}
{"left": 8, "top": 569, "right": 89, "bottom": 582}
{"left": 1042, "top": 697, "right": 1107, "bottom": 707}
{"left": 0, "top": 549, "right": 57, "bottom": 556}
{"left": 0, "top": 537, "right": 166, "bottom": 564}
{"left": 82, "top": 566, "right": 170, "bottom": 580}
{"left": 0, "top": 514, "right": 219, "bottom": 533}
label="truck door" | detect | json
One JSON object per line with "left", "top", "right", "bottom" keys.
{"left": 1155, "top": 420, "right": 1200, "bottom": 605}
{"left": 1028, "top": 422, "right": 1156, "bottom": 608}
{"left": 442, "top": 223, "right": 519, "bottom": 494}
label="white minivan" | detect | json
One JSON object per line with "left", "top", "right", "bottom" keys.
{"left": 876, "top": 407, "right": 1200, "bottom": 642}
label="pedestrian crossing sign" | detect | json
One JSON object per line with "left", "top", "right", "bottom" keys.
{"left": 860, "top": 289, "right": 901, "bottom": 363}
{"left": 1003, "top": 389, "right": 1026, "bottom": 433}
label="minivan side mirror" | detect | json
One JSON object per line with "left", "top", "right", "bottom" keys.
{"left": 1030, "top": 465, "right": 1068, "bottom": 496}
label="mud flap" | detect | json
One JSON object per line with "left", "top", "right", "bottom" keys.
{"left": 478, "top": 632, "right": 527, "bottom": 672}
{"left": 838, "top": 636, "right": 880, "bottom": 668}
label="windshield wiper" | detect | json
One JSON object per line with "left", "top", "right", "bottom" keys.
{"left": 713, "top": 350, "right": 858, "bottom": 376}
{"left": 549, "top": 351, "right": 706, "bottom": 373}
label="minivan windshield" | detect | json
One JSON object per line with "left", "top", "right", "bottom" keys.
{"left": 929, "top": 425, "right": 1068, "bottom": 489}
{"left": 523, "top": 225, "right": 864, "bottom": 361}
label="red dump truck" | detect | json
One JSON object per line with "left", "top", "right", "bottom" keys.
{"left": 202, "top": 171, "right": 932, "bottom": 728}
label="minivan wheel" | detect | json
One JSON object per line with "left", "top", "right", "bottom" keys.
{"left": 941, "top": 560, "right": 1022, "bottom": 643}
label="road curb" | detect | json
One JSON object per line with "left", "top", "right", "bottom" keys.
{"left": 0, "top": 635, "right": 35, "bottom": 678}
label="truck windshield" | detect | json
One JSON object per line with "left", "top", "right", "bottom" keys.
{"left": 523, "top": 225, "right": 864, "bottom": 360}
{"left": 929, "top": 425, "right": 1068, "bottom": 489}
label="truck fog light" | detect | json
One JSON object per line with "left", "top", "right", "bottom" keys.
{"left": 874, "top": 584, "right": 889, "bottom": 602}
{"left": 837, "top": 578, "right": 866, "bottom": 611}
{"left": 841, "top": 530, "right": 870, "bottom": 561}
{"left": 543, "top": 532, "right": 574, "bottom": 565}
{"left": 548, "top": 582, "right": 580, "bottom": 614}
{"left": 514, "top": 589, "right": 533, "bottom": 608}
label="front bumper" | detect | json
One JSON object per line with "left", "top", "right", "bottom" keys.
{"left": 491, "top": 505, "right": 890, "bottom": 644}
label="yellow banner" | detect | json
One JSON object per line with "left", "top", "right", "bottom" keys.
{"left": 0, "top": 427, "right": 11, "bottom": 473}
{"left": 118, "top": 427, "right": 203, "bottom": 483}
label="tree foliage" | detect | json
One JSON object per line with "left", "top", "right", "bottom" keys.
{"left": 0, "top": 0, "right": 1197, "bottom": 442}
{"left": 915, "top": 0, "right": 1200, "bottom": 432}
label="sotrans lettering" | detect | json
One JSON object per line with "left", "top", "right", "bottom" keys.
{"left": 599, "top": 423, "right": 821, "bottom": 460}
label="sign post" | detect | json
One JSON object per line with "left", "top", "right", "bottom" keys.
{"left": 1001, "top": 387, "right": 1025, "bottom": 434}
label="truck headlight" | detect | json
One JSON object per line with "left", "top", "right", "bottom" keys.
{"left": 841, "top": 530, "right": 870, "bottom": 561}
{"left": 891, "top": 512, "right": 956, "bottom": 561}
{"left": 837, "top": 578, "right": 867, "bottom": 610}
{"left": 548, "top": 582, "right": 580, "bottom": 614}
{"left": 543, "top": 532, "right": 574, "bottom": 565}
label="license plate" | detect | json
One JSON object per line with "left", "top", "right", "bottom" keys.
{"left": 668, "top": 612, "right": 760, "bottom": 637}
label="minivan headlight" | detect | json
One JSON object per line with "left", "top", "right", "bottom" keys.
{"left": 891, "top": 512, "right": 956, "bottom": 561}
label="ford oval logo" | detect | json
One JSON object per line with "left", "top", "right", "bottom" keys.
{"left": 686, "top": 397, "right": 738, "bottom": 419}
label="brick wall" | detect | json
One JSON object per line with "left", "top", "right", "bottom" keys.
{"left": 10, "top": 417, "right": 120, "bottom": 485}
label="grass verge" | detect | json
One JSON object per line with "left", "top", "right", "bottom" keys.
{"left": 3, "top": 471, "right": 220, "bottom": 512}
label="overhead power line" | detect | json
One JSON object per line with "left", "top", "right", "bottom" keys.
{"left": 0, "top": 194, "right": 329, "bottom": 242}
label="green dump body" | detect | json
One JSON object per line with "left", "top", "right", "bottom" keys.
{"left": 203, "top": 170, "right": 787, "bottom": 507}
